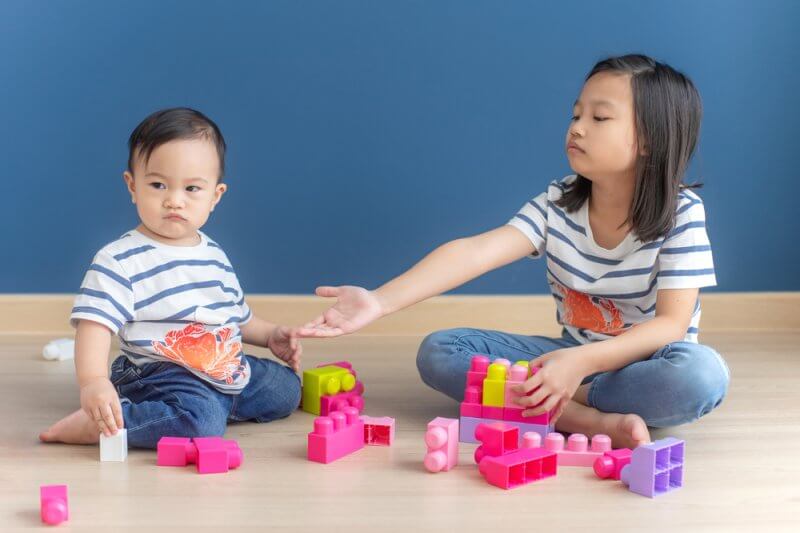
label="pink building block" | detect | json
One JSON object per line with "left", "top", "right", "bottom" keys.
{"left": 544, "top": 432, "right": 612, "bottom": 467}
{"left": 308, "top": 407, "right": 365, "bottom": 463}
{"left": 503, "top": 363, "right": 529, "bottom": 405}
{"left": 460, "top": 386, "right": 483, "bottom": 417}
{"left": 361, "top": 416, "right": 395, "bottom": 446}
{"left": 156, "top": 436, "right": 242, "bottom": 474}
{"left": 320, "top": 388, "right": 365, "bottom": 416}
{"left": 466, "top": 355, "right": 490, "bottom": 389}
{"left": 478, "top": 447, "right": 558, "bottom": 490}
{"left": 594, "top": 448, "right": 633, "bottom": 480}
{"left": 40, "top": 485, "right": 68, "bottom": 525}
{"left": 502, "top": 406, "right": 550, "bottom": 425}
{"left": 474, "top": 422, "right": 519, "bottom": 463}
{"left": 193, "top": 437, "right": 244, "bottom": 474}
{"left": 424, "top": 417, "right": 459, "bottom": 473}
{"left": 316, "top": 360, "right": 354, "bottom": 372}
{"left": 482, "top": 406, "right": 504, "bottom": 419}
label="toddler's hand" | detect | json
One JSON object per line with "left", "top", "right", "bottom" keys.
{"left": 268, "top": 326, "right": 302, "bottom": 372}
{"left": 80, "top": 377, "right": 124, "bottom": 437}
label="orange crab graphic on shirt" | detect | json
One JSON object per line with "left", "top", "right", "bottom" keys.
{"left": 553, "top": 282, "right": 626, "bottom": 336}
{"left": 152, "top": 322, "right": 245, "bottom": 384}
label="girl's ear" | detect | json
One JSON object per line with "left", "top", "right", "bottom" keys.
{"left": 210, "top": 182, "right": 227, "bottom": 212}
{"left": 123, "top": 171, "right": 136, "bottom": 203}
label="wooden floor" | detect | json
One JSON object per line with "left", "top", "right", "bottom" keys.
{"left": 1, "top": 330, "right": 799, "bottom": 531}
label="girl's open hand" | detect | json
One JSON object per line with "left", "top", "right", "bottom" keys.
{"left": 296, "top": 286, "right": 384, "bottom": 338}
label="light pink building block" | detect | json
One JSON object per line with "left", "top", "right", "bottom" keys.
{"left": 40, "top": 485, "right": 68, "bottom": 525}
{"left": 503, "top": 363, "right": 529, "bottom": 405}
{"left": 308, "top": 406, "right": 365, "bottom": 463}
{"left": 361, "top": 416, "right": 395, "bottom": 446}
{"left": 424, "top": 417, "right": 459, "bottom": 473}
{"left": 544, "top": 432, "right": 612, "bottom": 466}
{"left": 466, "top": 355, "right": 490, "bottom": 389}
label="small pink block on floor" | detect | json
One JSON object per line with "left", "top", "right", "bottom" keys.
{"left": 157, "top": 436, "right": 197, "bottom": 467}
{"left": 594, "top": 448, "right": 633, "bottom": 480}
{"left": 308, "top": 407, "right": 365, "bottom": 463}
{"left": 194, "top": 437, "right": 243, "bottom": 474}
{"left": 361, "top": 416, "right": 395, "bottom": 446}
{"left": 544, "top": 432, "right": 612, "bottom": 467}
{"left": 424, "top": 417, "right": 459, "bottom": 472}
{"left": 40, "top": 485, "right": 68, "bottom": 525}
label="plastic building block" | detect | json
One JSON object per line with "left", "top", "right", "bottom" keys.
{"left": 502, "top": 406, "right": 550, "bottom": 425}
{"left": 474, "top": 422, "right": 520, "bottom": 463}
{"left": 478, "top": 446, "right": 557, "bottom": 490}
{"left": 308, "top": 407, "right": 365, "bottom": 463}
{"left": 194, "top": 437, "right": 244, "bottom": 474}
{"left": 156, "top": 436, "right": 242, "bottom": 473}
{"left": 320, "top": 388, "right": 365, "bottom": 416}
{"left": 460, "top": 416, "right": 551, "bottom": 444}
{"left": 466, "top": 355, "right": 490, "bottom": 388}
{"left": 594, "top": 448, "right": 633, "bottom": 480}
{"left": 40, "top": 485, "right": 68, "bottom": 525}
{"left": 482, "top": 362, "right": 507, "bottom": 407}
{"left": 482, "top": 406, "right": 504, "bottom": 419}
{"left": 361, "top": 416, "right": 395, "bottom": 446}
{"left": 99, "top": 428, "right": 128, "bottom": 462}
{"left": 302, "top": 365, "right": 357, "bottom": 415}
{"left": 316, "top": 361, "right": 354, "bottom": 371}
{"left": 424, "top": 417, "right": 459, "bottom": 472}
{"left": 460, "top": 386, "right": 482, "bottom": 417}
{"left": 621, "top": 438, "right": 684, "bottom": 497}
{"left": 503, "top": 363, "right": 529, "bottom": 405}
{"left": 522, "top": 432, "right": 542, "bottom": 449}
{"left": 543, "top": 432, "right": 612, "bottom": 466}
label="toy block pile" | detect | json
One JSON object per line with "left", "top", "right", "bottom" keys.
{"left": 460, "top": 355, "right": 553, "bottom": 444}
{"left": 302, "top": 361, "right": 365, "bottom": 416}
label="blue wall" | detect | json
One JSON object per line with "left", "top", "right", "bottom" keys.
{"left": 1, "top": 1, "right": 796, "bottom": 294}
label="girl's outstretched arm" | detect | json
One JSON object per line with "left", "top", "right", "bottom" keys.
{"left": 298, "top": 226, "right": 536, "bottom": 337}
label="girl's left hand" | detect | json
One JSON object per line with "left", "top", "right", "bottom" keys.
{"left": 512, "top": 348, "right": 591, "bottom": 423}
{"left": 267, "top": 326, "right": 302, "bottom": 372}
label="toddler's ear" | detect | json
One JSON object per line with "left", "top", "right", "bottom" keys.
{"left": 211, "top": 182, "right": 228, "bottom": 211}
{"left": 123, "top": 171, "right": 136, "bottom": 203}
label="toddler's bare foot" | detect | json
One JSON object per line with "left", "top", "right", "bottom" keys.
{"left": 39, "top": 409, "right": 100, "bottom": 445}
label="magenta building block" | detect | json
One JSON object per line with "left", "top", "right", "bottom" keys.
{"left": 424, "top": 417, "right": 459, "bottom": 473}
{"left": 460, "top": 386, "right": 483, "bottom": 417}
{"left": 478, "top": 447, "right": 558, "bottom": 490}
{"left": 482, "top": 406, "right": 504, "bottom": 420}
{"left": 316, "top": 360, "right": 353, "bottom": 372}
{"left": 40, "top": 485, "right": 68, "bottom": 525}
{"left": 502, "top": 406, "right": 550, "bottom": 425}
{"left": 193, "top": 437, "right": 243, "bottom": 474}
{"left": 361, "top": 416, "right": 395, "bottom": 446}
{"left": 460, "top": 416, "right": 551, "bottom": 445}
{"left": 308, "top": 407, "right": 365, "bottom": 464}
{"left": 543, "top": 432, "right": 612, "bottom": 467}
{"left": 157, "top": 436, "right": 197, "bottom": 467}
{"left": 320, "top": 388, "right": 365, "bottom": 416}
{"left": 466, "top": 355, "right": 490, "bottom": 389}
{"left": 503, "top": 363, "right": 529, "bottom": 405}
{"left": 594, "top": 448, "right": 633, "bottom": 480}
{"left": 621, "top": 437, "right": 685, "bottom": 497}
{"left": 474, "top": 422, "right": 519, "bottom": 463}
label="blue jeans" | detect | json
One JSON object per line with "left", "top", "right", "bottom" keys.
{"left": 416, "top": 328, "right": 730, "bottom": 428}
{"left": 110, "top": 355, "right": 301, "bottom": 449}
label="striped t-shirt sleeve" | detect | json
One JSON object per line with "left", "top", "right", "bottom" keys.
{"left": 657, "top": 194, "right": 717, "bottom": 290}
{"left": 70, "top": 250, "right": 134, "bottom": 334}
{"left": 507, "top": 191, "right": 548, "bottom": 257}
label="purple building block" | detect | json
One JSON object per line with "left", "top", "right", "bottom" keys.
{"left": 621, "top": 437, "right": 685, "bottom": 497}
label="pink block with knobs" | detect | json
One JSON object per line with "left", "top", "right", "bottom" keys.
{"left": 320, "top": 388, "right": 365, "bottom": 416}
{"left": 544, "top": 432, "right": 612, "bottom": 466}
{"left": 466, "top": 355, "right": 490, "bottom": 389}
{"left": 474, "top": 422, "right": 519, "bottom": 463}
{"left": 308, "top": 406, "right": 365, "bottom": 463}
{"left": 156, "top": 436, "right": 242, "bottom": 473}
{"left": 424, "top": 417, "right": 459, "bottom": 473}
{"left": 40, "top": 485, "right": 68, "bottom": 525}
{"left": 594, "top": 448, "right": 633, "bottom": 480}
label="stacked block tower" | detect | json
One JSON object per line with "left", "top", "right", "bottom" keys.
{"left": 460, "top": 355, "right": 553, "bottom": 444}
{"left": 302, "top": 361, "right": 365, "bottom": 416}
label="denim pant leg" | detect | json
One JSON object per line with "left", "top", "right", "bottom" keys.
{"left": 587, "top": 341, "right": 730, "bottom": 427}
{"left": 228, "top": 356, "right": 302, "bottom": 423}
{"left": 416, "top": 328, "right": 581, "bottom": 402}
{"left": 110, "top": 357, "right": 232, "bottom": 449}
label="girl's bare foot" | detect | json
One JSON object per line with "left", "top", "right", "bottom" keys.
{"left": 555, "top": 400, "right": 651, "bottom": 449}
{"left": 39, "top": 409, "right": 100, "bottom": 445}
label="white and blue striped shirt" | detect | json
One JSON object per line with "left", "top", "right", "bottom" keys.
{"left": 71, "top": 229, "right": 252, "bottom": 393}
{"left": 507, "top": 175, "right": 716, "bottom": 344}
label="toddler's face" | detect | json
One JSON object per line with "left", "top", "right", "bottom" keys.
{"left": 123, "top": 138, "right": 226, "bottom": 245}
{"left": 565, "top": 71, "right": 641, "bottom": 182}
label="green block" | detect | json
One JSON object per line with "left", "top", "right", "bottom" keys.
{"left": 302, "top": 366, "right": 351, "bottom": 415}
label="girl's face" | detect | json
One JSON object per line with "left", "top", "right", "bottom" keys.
{"left": 565, "top": 71, "right": 641, "bottom": 182}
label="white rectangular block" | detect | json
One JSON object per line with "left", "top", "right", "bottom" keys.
{"left": 100, "top": 429, "right": 128, "bottom": 462}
